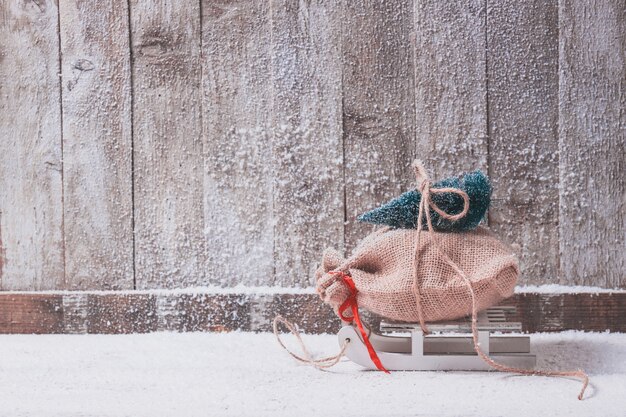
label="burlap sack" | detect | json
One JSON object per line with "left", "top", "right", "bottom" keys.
{"left": 316, "top": 226, "right": 518, "bottom": 323}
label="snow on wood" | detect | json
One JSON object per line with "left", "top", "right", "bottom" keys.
{"left": 7, "top": 283, "right": 626, "bottom": 296}
{"left": 414, "top": 0, "right": 488, "bottom": 178}
{"left": 131, "top": 0, "right": 206, "bottom": 289}
{"left": 487, "top": 0, "right": 561, "bottom": 285}
{"left": 1, "top": 290, "right": 625, "bottom": 334}
{"left": 1, "top": 285, "right": 315, "bottom": 296}
{"left": 271, "top": 0, "right": 344, "bottom": 286}
{"left": 202, "top": 1, "right": 274, "bottom": 287}
{"left": 343, "top": 0, "right": 417, "bottom": 251}
{"left": 558, "top": 0, "right": 625, "bottom": 288}
{"left": 59, "top": 0, "right": 134, "bottom": 289}
{"left": 516, "top": 284, "right": 626, "bottom": 294}
{"left": 0, "top": 0, "right": 64, "bottom": 290}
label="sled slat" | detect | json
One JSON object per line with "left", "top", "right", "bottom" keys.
{"left": 380, "top": 321, "right": 523, "bottom": 333}
{"left": 381, "top": 307, "right": 523, "bottom": 334}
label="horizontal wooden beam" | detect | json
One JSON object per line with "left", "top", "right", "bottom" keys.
{"left": 0, "top": 292, "right": 624, "bottom": 334}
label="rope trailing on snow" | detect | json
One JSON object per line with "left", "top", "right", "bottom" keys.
{"left": 273, "top": 315, "right": 348, "bottom": 369}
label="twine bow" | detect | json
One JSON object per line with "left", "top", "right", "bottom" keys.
{"left": 414, "top": 160, "right": 470, "bottom": 225}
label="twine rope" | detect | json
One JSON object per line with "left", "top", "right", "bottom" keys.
{"left": 273, "top": 315, "right": 348, "bottom": 369}
{"left": 411, "top": 160, "right": 589, "bottom": 400}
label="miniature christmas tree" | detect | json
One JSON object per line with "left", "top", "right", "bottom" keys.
{"left": 358, "top": 170, "right": 491, "bottom": 232}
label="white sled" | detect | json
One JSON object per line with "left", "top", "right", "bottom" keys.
{"left": 338, "top": 306, "right": 536, "bottom": 371}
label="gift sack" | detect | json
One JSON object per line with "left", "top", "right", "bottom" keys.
{"left": 316, "top": 226, "right": 519, "bottom": 323}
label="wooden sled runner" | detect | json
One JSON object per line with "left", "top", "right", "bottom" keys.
{"left": 338, "top": 306, "right": 536, "bottom": 371}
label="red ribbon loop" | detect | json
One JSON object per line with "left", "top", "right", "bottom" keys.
{"left": 329, "top": 271, "right": 389, "bottom": 373}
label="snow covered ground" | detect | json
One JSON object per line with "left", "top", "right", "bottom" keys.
{"left": 0, "top": 331, "right": 625, "bottom": 417}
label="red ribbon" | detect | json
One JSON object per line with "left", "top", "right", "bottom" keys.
{"left": 329, "top": 271, "right": 389, "bottom": 373}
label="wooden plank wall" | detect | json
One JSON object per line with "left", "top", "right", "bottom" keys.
{"left": 0, "top": 0, "right": 624, "bottom": 291}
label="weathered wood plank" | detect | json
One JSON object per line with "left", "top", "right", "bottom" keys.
{"left": 0, "top": 294, "right": 64, "bottom": 334}
{"left": 85, "top": 294, "right": 157, "bottom": 333}
{"left": 343, "top": 0, "right": 417, "bottom": 251}
{"left": 0, "top": 291, "right": 624, "bottom": 334}
{"left": 59, "top": 0, "right": 134, "bottom": 289}
{"left": 157, "top": 294, "right": 250, "bottom": 332}
{"left": 270, "top": 0, "right": 344, "bottom": 286}
{"left": 413, "top": 0, "right": 488, "bottom": 178}
{"left": 487, "top": 0, "right": 560, "bottom": 285}
{"left": 131, "top": 0, "right": 206, "bottom": 288}
{"left": 62, "top": 293, "right": 89, "bottom": 333}
{"left": 0, "top": 0, "right": 64, "bottom": 290}
{"left": 202, "top": 1, "right": 274, "bottom": 286}
{"left": 254, "top": 294, "right": 339, "bottom": 333}
{"left": 508, "top": 293, "right": 626, "bottom": 333}
{"left": 558, "top": 0, "right": 625, "bottom": 287}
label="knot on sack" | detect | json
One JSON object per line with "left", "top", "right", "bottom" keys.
{"left": 328, "top": 271, "right": 389, "bottom": 373}
{"left": 332, "top": 271, "right": 358, "bottom": 322}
